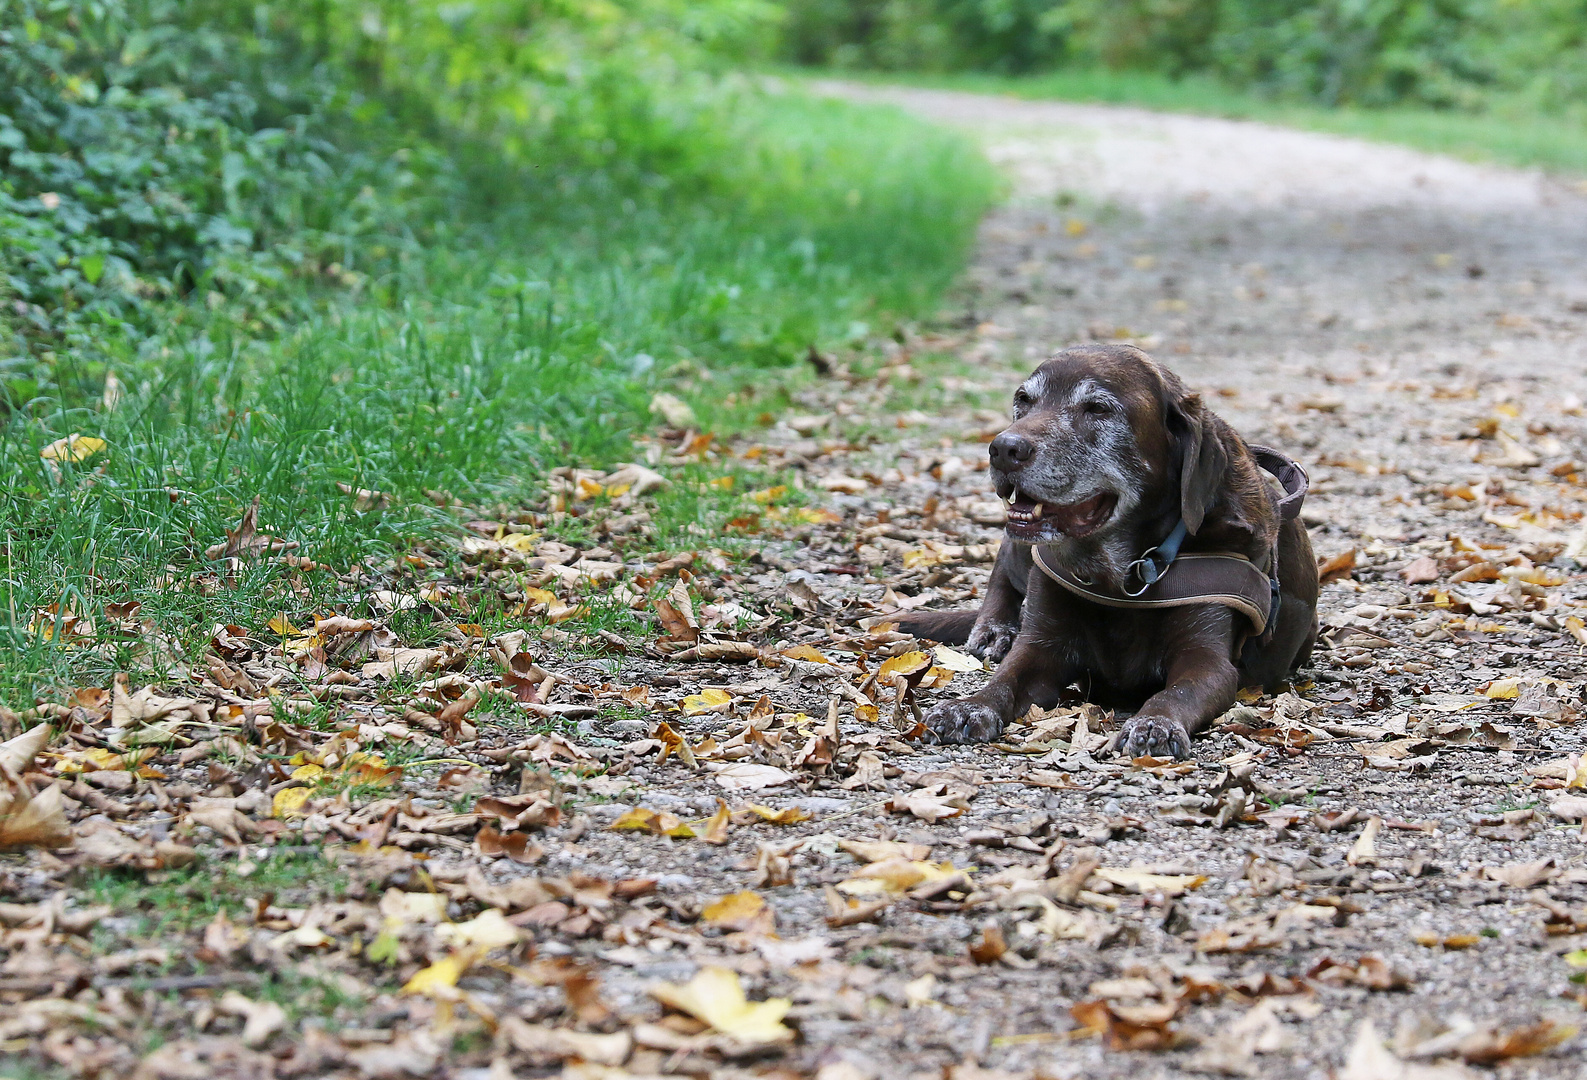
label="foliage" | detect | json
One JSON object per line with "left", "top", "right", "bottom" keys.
{"left": 775, "top": 0, "right": 1587, "bottom": 111}
{"left": 0, "top": 1, "right": 994, "bottom": 698}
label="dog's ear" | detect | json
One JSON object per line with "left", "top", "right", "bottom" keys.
{"left": 1167, "top": 391, "right": 1228, "bottom": 535}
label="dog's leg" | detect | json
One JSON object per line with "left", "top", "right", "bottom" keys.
{"left": 962, "top": 541, "right": 1030, "bottom": 663}
{"left": 923, "top": 585, "right": 1075, "bottom": 743}
{"left": 1118, "top": 622, "right": 1240, "bottom": 759}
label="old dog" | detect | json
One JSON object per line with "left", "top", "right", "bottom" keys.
{"left": 896, "top": 344, "right": 1318, "bottom": 759}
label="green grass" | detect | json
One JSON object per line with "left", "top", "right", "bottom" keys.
{"left": 0, "top": 88, "right": 995, "bottom": 703}
{"left": 82, "top": 847, "right": 346, "bottom": 937}
{"left": 816, "top": 67, "right": 1587, "bottom": 177}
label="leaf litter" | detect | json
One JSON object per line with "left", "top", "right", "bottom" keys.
{"left": 10, "top": 94, "right": 1587, "bottom": 1080}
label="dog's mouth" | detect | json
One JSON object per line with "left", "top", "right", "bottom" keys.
{"left": 1004, "top": 490, "right": 1118, "bottom": 539}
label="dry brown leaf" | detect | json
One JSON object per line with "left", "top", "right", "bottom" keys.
{"left": 1457, "top": 1019, "right": 1577, "bottom": 1064}
{"left": 1318, "top": 548, "right": 1357, "bottom": 585}
{"left": 1347, "top": 815, "right": 1382, "bottom": 866}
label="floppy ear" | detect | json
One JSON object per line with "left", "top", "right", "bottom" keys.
{"left": 1167, "top": 391, "right": 1228, "bottom": 535}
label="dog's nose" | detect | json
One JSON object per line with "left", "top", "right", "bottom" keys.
{"left": 989, "top": 431, "right": 1034, "bottom": 468}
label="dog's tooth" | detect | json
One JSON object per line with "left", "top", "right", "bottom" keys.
{"left": 1029, "top": 502, "right": 1044, "bottom": 520}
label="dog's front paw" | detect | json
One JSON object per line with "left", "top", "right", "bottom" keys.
{"left": 1119, "top": 714, "right": 1192, "bottom": 760}
{"left": 964, "top": 619, "right": 1018, "bottom": 664}
{"left": 923, "top": 697, "right": 1007, "bottom": 744}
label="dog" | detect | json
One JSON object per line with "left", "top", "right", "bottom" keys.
{"left": 896, "top": 344, "right": 1318, "bottom": 759}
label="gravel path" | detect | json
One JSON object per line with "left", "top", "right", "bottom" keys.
{"left": 673, "top": 83, "right": 1587, "bottom": 1078}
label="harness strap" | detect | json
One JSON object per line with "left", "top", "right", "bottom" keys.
{"left": 1028, "top": 445, "right": 1309, "bottom": 640}
{"left": 1033, "top": 548, "right": 1276, "bottom": 636}
{"left": 1250, "top": 444, "right": 1309, "bottom": 521}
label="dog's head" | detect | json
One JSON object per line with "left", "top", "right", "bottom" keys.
{"left": 989, "top": 344, "right": 1230, "bottom": 570}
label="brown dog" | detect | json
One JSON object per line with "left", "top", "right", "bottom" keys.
{"left": 896, "top": 344, "right": 1318, "bottom": 759}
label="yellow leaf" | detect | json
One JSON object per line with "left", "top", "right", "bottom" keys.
{"left": 749, "top": 486, "right": 787, "bottom": 504}
{"left": 701, "top": 891, "right": 764, "bottom": 926}
{"left": 702, "top": 800, "right": 731, "bottom": 845}
{"left": 662, "top": 815, "right": 696, "bottom": 839}
{"left": 501, "top": 532, "right": 538, "bottom": 553}
{"left": 854, "top": 704, "right": 880, "bottom": 723}
{"left": 709, "top": 476, "right": 735, "bottom": 489}
{"left": 681, "top": 688, "right": 733, "bottom": 715}
{"left": 402, "top": 948, "right": 480, "bottom": 997}
{"left": 649, "top": 966, "right": 793, "bottom": 1045}
{"left": 837, "top": 858, "right": 958, "bottom": 897}
{"left": 266, "top": 613, "right": 301, "bottom": 637}
{"left": 272, "top": 788, "right": 312, "bottom": 819}
{"left": 58, "top": 747, "right": 149, "bottom": 774}
{"left": 745, "top": 804, "right": 811, "bottom": 825}
{"left": 878, "top": 651, "right": 930, "bottom": 676}
{"left": 575, "top": 476, "right": 605, "bottom": 501}
{"left": 610, "top": 806, "right": 695, "bottom": 839}
{"left": 290, "top": 763, "right": 325, "bottom": 782}
{"left": 40, "top": 434, "right": 106, "bottom": 463}
{"left": 902, "top": 549, "right": 945, "bottom": 570}
{"left": 1484, "top": 678, "right": 1523, "bottom": 700}
{"left": 781, "top": 644, "right": 831, "bottom": 664}
{"left": 610, "top": 807, "right": 661, "bottom": 832}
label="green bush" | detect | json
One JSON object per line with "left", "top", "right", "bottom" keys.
{"left": 775, "top": 0, "right": 1587, "bottom": 112}
{"left": 0, "top": 0, "right": 996, "bottom": 698}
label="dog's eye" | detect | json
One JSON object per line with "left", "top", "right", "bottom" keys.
{"left": 1081, "top": 400, "right": 1112, "bottom": 416}
{"left": 1013, "top": 389, "right": 1033, "bottom": 406}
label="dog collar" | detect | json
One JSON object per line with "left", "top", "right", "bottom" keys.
{"left": 1030, "top": 446, "right": 1308, "bottom": 639}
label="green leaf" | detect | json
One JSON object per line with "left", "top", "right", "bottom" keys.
{"left": 80, "top": 253, "right": 105, "bottom": 285}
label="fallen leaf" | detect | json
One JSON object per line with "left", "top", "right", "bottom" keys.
{"left": 609, "top": 807, "right": 696, "bottom": 839}
{"left": 702, "top": 799, "right": 731, "bottom": 844}
{"left": 272, "top": 788, "right": 312, "bottom": 819}
{"left": 1458, "top": 1019, "right": 1577, "bottom": 1064}
{"left": 1318, "top": 548, "right": 1357, "bottom": 584}
{"left": 649, "top": 966, "right": 794, "bottom": 1045}
{"left": 742, "top": 804, "right": 811, "bottom": 825}
{"left": 968, "top": 923, "right": 1008, "bottom": 964}
{"left": 782, "top": 644, "right": 832, "bottom": 664}
{"left": 402, "top": 949, "right": 481, "bottom": 997}
{"left": 710, "top": 762, "right": 795, "bottom": 791}
{"left": 40, "top": 433, "right": 107, "bottom": 463}
{"left": 1092, "top": 868, "right": 1207, "bottom": 896}
{"left": 876, "top": 650, "right": 932, "bottom": 687}
{"left": 682, "top": 688, "right": 733, "bottom": 715}
{"left": 217, "top": 992, "right": 287, "bottom": 1049}
{"left": 701, "top": 890, "right": 770, "bottom": 933}
{"left": 1347, "top": 815, "right": 1382, "bottom": 865}
{"left": 932, "top": 645, "right": 983, "bottom": 672}
{"left": 837, "top": 857, "right": 960, "bottom": 897}
{"left": 434, "top": 909, "right": 523, "bottom": 951}
{"left": 1342, "top": 1020, "right": 1477, "bottom": 1080}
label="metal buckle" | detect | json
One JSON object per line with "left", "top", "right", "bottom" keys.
{"left": 1123, "top": 548, "right": 1164, "bottom": 597}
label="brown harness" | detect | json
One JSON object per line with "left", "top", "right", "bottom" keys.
{"left": 1030, "top": 445, "right": 1308, "bottom": 640}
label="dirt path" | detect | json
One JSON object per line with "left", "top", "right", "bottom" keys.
{"left": 681, "top": 84, "right": 1587, "bottom": 1078}
{"left": 13, "top": 85, "right": 1587, "bottom": 1080}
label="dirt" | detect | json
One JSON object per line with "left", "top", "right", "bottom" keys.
{"left": 9, "top": 85, "right": 1587, "bottom": 1080}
